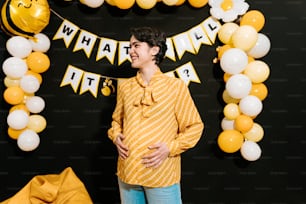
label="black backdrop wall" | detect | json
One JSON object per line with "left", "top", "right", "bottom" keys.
{"left": 0, "top": 0, "right": 305, "bottom": 203}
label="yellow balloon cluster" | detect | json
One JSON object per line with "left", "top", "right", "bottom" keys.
{"left": 0, "top": 0, "right": 50, "bottom": 38}
{"left": 2, "top": 34, "right": 51, "bottom": 151}
{"left": 215, "top": 9, "right": 270, "bottom": 161}
{"left": 78, "top": 0, "right": 208, "bottom": 9}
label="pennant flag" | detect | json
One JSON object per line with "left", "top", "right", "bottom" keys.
{"left": 118, "top": 41, "right": 131, "bottom": 65}
{"left": 96, "top": 37, "right": 118, "bottom": 64}
{"left": 176, "top": 62, "right": 201, "bottom": 85}
{"left": 73, "top": 30, "right": 97, "bottom": 58}
{"left": 188, "top": 25, "right": 211, "bottom": 53}
{"left": 201, "top": 17, "right": 221, "bottom": 44}
{"left": 53, "top": 20, "right": 79, "bottom": 48}
{"left": 60, "top": 65, "right": 84, "bottom": 93}
{"left": 165, "top": 38, "right": 176, "bottom": 61}
{"left": 79, "top": 72, "right": 101, "bottom": 98}
{"left": 172, "top": 32, "right": 195, "bottom": 60}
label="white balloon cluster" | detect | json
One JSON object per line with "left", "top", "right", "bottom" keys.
{"left": 2, "top": 33, "right": 51, "bottom": 151}
{"left": 213, "top": 8, "right": 271, "bottom": 161}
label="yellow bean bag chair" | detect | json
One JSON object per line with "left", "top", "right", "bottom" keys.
{"left": 0, "top": 167, "right": 93, "bottom": 204}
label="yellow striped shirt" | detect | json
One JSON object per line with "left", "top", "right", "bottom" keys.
{"left": 108, "top": 69, "right": 204, "bottom": 187}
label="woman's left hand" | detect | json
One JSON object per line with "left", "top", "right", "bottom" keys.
{"left": 142, "top": 142, "right": 170, "bottom": 168}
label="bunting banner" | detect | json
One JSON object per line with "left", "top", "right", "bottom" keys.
{"left": 52, "top": 12, "right": 221, "bottom": 65}
{"left": 51, "top": 10, "right": 221, "bottom": 99}
{"left": 60, "top": 62, "right": 201, "bottom": 98}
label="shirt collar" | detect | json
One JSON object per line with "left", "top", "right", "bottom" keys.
{"left": 134, "top": 69, "right": 163, "bottom": 107}
{"left": 136, "top": 69, "right": 163, "bottom": 88}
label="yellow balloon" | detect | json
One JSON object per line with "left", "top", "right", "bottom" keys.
{"left": 234, "top": 114, "right": 254, "bottom": 133}
{"left": 243, "top": 60, "right": 270, "bottom": 83}
{"left": 232, "top": 25, "right": 258, "bottom": 51}
{"left": 218, "top": 22, "right": 239, "bottom": 44}
{"left": 113, "top": 0, "right": 135, "bottom": 9}
{"left": 223, "top": 103, "right": 240, "bottom": 120}
{"left": 223, "top": 72, "right": 231, "bottom": 82}
{"left": 175, "top": 0, "right": 186, "bottom": 6}
{"left": 250, "top": 83, "right": 268, "bottom": 101}
{"left": 4, "top": 77, "right": 20, "bottom": 88}
{"left": 248, "top": 56, "right": 255, "bottom": 63}
{"left": 26, "top": 70, "right": 43, "bottom": 84}
{"left": 23, "top": 93, "right": 34, "bottom": 104}
{"left": 0, "top": 0, "right": 50, "bottom": 38}
{"left": 222, "top": 90, "right": 240, "bottom": 104}
{"left": 3, "top": 86, "right": 25, "bottom": 105}
{"left": 136, "top": 0, "right": 157, "bottom": 9}
{"left": 8, "top": 127, "right": 26, "bottom": 140}
{"left": 26, "top": 51, "right": 50, "bottom": 73}
{"left": 105, "top": 0, "right": 117, "bottom": 6}
{"left": 10, "top": 104, "right": 30, "bottom": 114}
{"left": 188, "top": 0, "right": 208, "bottom": 8}
{"left": 240, "top": 10, "right": 265, "bottom": 32}
{"left": 163, "top": 0, "right": 179, "bottom": 6}
{"left": 217, "top": 130, "right": 244, "bottom": 153}
{"left": 27, "top": 114, "right": 47, "bottom": 133}
{"left": 217, "top": 44, "right": 232, "bottom": 60}
{"left": 243, "top": 123, "right": 264, "bottom": 142}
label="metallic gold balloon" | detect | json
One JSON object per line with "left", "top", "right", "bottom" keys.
{"left": 0, "top": 0, "right": 50, "bottom": 38}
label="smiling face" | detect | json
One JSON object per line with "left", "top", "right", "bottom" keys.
{"left": 16, "top": 0, "right": 35, "bottom": 8}
{"left": 129, "top": 35, "right": 159, "bottom": 69}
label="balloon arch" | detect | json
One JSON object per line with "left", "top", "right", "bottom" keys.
{"left": 1, "top": 0, "right": 270, "bottom": 162}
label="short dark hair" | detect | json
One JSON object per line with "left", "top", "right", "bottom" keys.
{"left": 130, "top": 26, "right": 167, "bottom": 65}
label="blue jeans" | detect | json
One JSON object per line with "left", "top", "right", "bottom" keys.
{"left": 118, "top": 178, "right": 182, "bottom": 204}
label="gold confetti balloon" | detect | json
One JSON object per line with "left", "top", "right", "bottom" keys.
{"left": 0, "top": 0, "right": 50, "bottom": 38}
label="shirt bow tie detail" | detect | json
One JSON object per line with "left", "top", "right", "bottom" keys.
{"left": 134, "top": 87, "right": 156, "bottom": 106}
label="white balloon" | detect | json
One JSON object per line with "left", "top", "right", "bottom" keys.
{"left": 29, "top": 33, "right": 51, "bottom": 53}
{"left": 240, "top": 141, "right": 261, "bottom": 161}
{"left": 248, "top": 33, "right": 271, "bottom": 59}
{"left": 7, "top": 110, "right": 29, "bottom": 130}
{"left": 6, "top": 36, "right": 32, "bottom": 58}
{"left": 239, "top": 95, "right": 263, "bottom": 117}
{"left": 17, "top": 129, "right": 40, "bottom": 151}
{"left": 20, "top": 75, "right": 40, "bottom": 94}
{"left": 2, "top": 57, "right": 28, "bottom": 79}
{"left": 25, "top": 96, "right": 45, "bottom": 113}
{"left": 221, "top": 117, "right": 235, "bottom": 130}
{"left": 226, "top": 74, "right": 252, "bottom": 99}
{"left": 210, "top": 8, "right": 223, "bottom": 20}
{"left": 222, "top": 10, "right": 237, "bottom": 23}
{"left": 233, "top": 0, "right": 249, "bottom": 15}
{"left": 220, "top": 48, "right": 248, "bottom": 74}
{"left": 80, "top": 0, "right": 104, "bottom": 8}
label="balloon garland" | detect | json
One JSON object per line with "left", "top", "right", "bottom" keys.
{"left": 64, "top": 0, "right": 209, "bottom": 9}
{"left": 0, "top": 0, "right": 271, "bottom": 162}
{"left": 1, "top": 0, "right": 51, "bottom": 151}
{"left": 211, "top": 0, "right": 271, "bottom": 161}
{"left": 3, "top": 34, "right": 51, "bottom": 151}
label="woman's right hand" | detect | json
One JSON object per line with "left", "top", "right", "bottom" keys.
{"left": 115, "top": 133, "right": 129, "bottom": 159}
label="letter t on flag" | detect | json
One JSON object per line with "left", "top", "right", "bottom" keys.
{"left": 79, "top": 72, "right": 101, "bottom": 98}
